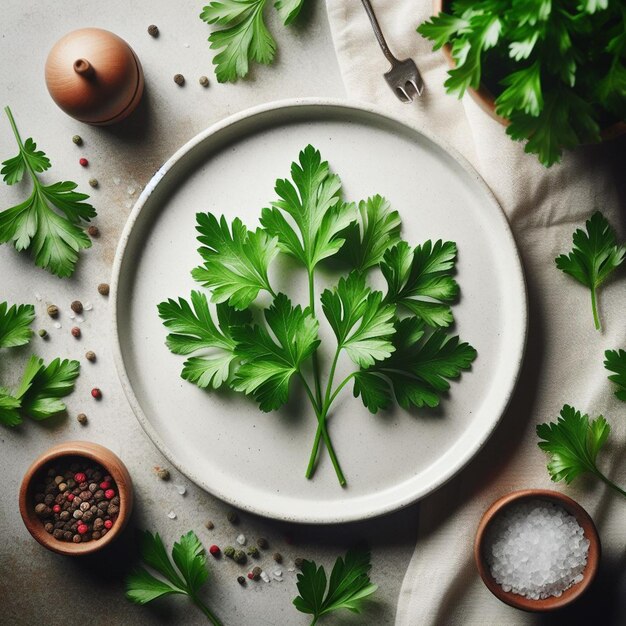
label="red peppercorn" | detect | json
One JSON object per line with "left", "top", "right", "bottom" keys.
{"left": 67, "top": 493, "right": 75, "bottom": 501}
{"left": 105, "top": 489, "right": 115, "bottom": 499}
{"left": 91, "top": 388, "right": 102, "bottom": 399}
{"left": 71, "top": 326, "right": 81, "bottom": 338}
{"left": 79, "top": 157, "right": 88, "bottom": 167}
{"left": 77, "top": 523, "right": 89, "bottom": 534}
{"left": 100, "top": 481, "right": 111, "bottom": 490}
{"left": 74, "top": 472, "right": 87, "bottom": 483}
{"left": 209, "top": 544, "right": 220, "bottom": 557}
{"left": 104, "top": 519, "right": 113, "bottom": 529}
{"left": 247, "top": 572, "right": 254, "bottom": 580}
{"left": 53, "top": 504, "right": 61, "bottom": 513}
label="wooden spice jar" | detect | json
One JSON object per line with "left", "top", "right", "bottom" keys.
{"left": 45, "top": 28, "right": 144, "bottom": 125}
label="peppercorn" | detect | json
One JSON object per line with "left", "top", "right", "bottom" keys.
{"left": 294, "top": 557, "right": 304, "bottom": 569}
{"left": 205, "top": 520, "right": 214, "bottom": 530}
{"left": 100, "top": 481, "right": 111, "bottom": 490}
{"left": 154, "top": 466, "right": 170, "bottom": 480}
{"left": 35, "top": 503, "right": 50, "bottom": 517}
{"left": 104, "top": 519, "right": 113, "bottom": 530}
{"left": 71, "top": 326, "right": 81, "bottom": 338}
{"left": 47, "top": 304, "right": 59, "bottom": 318}
{"left": 209, "top": 544, "right": 220, "bottom": 557}
{"left": 237, "top": 575, "right": 246, "bottom": 586}
{"left": 54, "top": 475, "right": 64, "bottom": 485}
{"left": 256, "top": 537, "right": 268, "bottom": 549}
{"left": 72, "top": 534, "right": 82, "bottom": 543}
{"left": 252, "top": 566, "right": 262, "bottom": 580}
{"left": 85, "top": 351, "right": 96, "bottom": 362}
{"left": 73, "top": 510, "right": 83, "bottom": 520}
{"left": 233, "top": 550, "right": 246, "bottom": 564}
{"left": 148, "top": 24, "right": 159, "bottom": 37}
{"left": 199, "top": 76, "right": 209, "bottom": 87}
{"left": 74, "top": 472, "right": 86, "bottom": 483}
{"left": 273, "top": 552, "right": 283, "bottom": 563}
{"left": 71, "top": 300, "right": 83, "bottom": 314}
{"left": 247, "top": 571, "right": 254, "bottom": 580}
{"left": 98, "top": 283, "right": 110, "bottom": 296}
{"left": 227, "top": 510, "right": 239, "bottom": 524}
{"left": 174, "top": 74, "right": 185, "bottom": 86}
{"left": 79, "top": 157, "right": 88, "bottom": 167}
{"left": 44, "top": 522, "right": 54, "bottom": 533}
{"left": 87, "top": 225, "right": 99, "bottom": 237}
{"left": 72, "top": 135, "right": 83, "bottom": 146}
{"left": 88, "top": 178, "right": 98, "bottom": 188}
{"left": 105, "top": 489, "right": 115, "bottom": 499}
{"left": 247, "top": 546, "right": 260, "bottom": 558}
{"left": 53, "top": 504, "right": 61, "bottom": 513}
{"left": 38, "top": 329, "right": 48, "bottom": 339}
{"left": 91, "top": 388, "right": 102, "bottom": 399}
{"left": 77, "top": 413, "right": 88, "bottom": 425}
{"left": 224, "top": 546, "right": 235, "bottom": 559}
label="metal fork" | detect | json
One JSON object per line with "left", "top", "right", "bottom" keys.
{"left": 360, "top": 0, "right": 424, "bottom": 102}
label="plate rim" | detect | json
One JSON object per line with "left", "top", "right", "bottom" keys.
{"left": 110, "top": 97, "right": 528, "bottom": 524}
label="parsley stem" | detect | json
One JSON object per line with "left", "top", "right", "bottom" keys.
{"left": 191, "top": 594, "right": 223, "bottom": 626}
{"left": 307, "top": 267, "right": 324, "bottom": 407}
{"left": 591, "top": 287, "right": 600, "bottom": 330}
{"left": 4, "top": 106, "right": 41, "bottom": 188}
{"left": 596, "top": 471, "right": 626, "bottom": 499}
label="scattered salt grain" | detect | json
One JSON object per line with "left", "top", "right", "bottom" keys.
{"left": 485, "top": 499, "right": 589, "bottom": 600}
{"left": 287, "top": 567, "right": 295, "bottom": 572}
{"left": 113, "top": 177, "right": 121, "bottom": 186}
{"left": 260, "top": 570, "right": 270, "bottom": 583}
{"left": 125, "top": 200, "right": 133, "bottom": 209}
{"left": 174, "top": 484, "right": 186, "bottom": 495}
{"left": 167, "top": 510, "right": 177, "bottom": 519}
{"left": 69, "top": 313, "right": 75, "bottom": 320}
{"left": 53, "top": 322, "right": 62, "bottom": 329}
{"left": 83, "top": 302, "right": 93, "bottom": 311}
{"left": 75, "top": 315, "right": 84, "bottom": 324}
{"left": 127, "top": 185, "right": 136, "bottom": 196}
{"left": 34, "top": 292, "right": 42, "bottom": 301}
{"left": 236, "top": 533, "right": 246, "bottom": 545}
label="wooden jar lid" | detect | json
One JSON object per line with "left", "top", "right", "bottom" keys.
{"left": 45, "top": 28, "right": 144, "bottom": 125}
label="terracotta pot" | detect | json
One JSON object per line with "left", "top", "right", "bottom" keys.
{"left": 474, "top": 489, "right": 600, "bottom": 611}
{"left": 19, "top": 441, "right": 133, "bottom": 556}
{"left": 431, "top": 0, "right": 626, "bottom": 140}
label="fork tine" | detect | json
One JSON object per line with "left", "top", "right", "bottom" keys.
{"left": 408, "top": 78, "right": 424, "bottom": 97}
{"left": 395, "top": 85, "right": 411, "bottom": 102}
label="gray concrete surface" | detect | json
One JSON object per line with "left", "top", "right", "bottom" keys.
{"left": 0, "top": 2, "right": 418, "bottom": 624}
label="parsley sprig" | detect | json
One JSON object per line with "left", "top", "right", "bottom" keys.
{"left": 125, "top": 531, "right": 222, "bottom": 625}
{"left": 605, "top": 348, "right": 626, "bottom": 402}
{"left": 537, "top": 404, "right": 626, "bottom": 499}
{"left": 293, "top": 548, "right": 377, "bottom": 625}
{"left": 0, "top": 107, "right": 96, "bottom": 277}
{"left": 200, "top": 0, "right": 306, "bottom": 83}
{"left": 555, "top": 211, "right": 625, "bottom": 331}
{"left": 0, "top": 300, "right": 80, "bottom": 427}
{"left": 158, "top": 145, "right": 476, "bottom": 485}
{"left": 418, "top": 1, "right": 626, "bottom": 166}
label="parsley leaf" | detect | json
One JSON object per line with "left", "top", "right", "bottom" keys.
{"left": 555, "top": 211, "right": 625, "bottom": 330}
{"left": 0, "top": 301, "right": 35, "bottom": 348}
{"left": 381, "top": 240, "right": 459, "bottom": 328}
{"left": 605, "top": 349, "right": 626, "bottom": 402}
{"left": 274, "top": 0, "right": 305, "bottom": 25}
{"left": 200, "top": 0, "right": 276, "bottom": 83}
{"left": 261, "top": 145, "right": 356, "bottom": 272}
{"left": 340, "top": 195, "right": 402, "bottom": 273}
{"left": 321, "top": 272, "right": 396, "bottom": 368}
{"left": 126, "top": 530, "right": 222, "bottom": 625}
{"left": 536, "top": 405, "right": 626, "bottom": 500}
{"left": 232, "top": 293, "right": 320, "bottom": 411}
{"left": 0, "top": 107, "right": 95, "bottom": 277}
{"left": 354, "top": 317, "right": 477, "bottom": 413}
{"left": 157, "top": 291, "right": 250, "bottom": 389}
{"left": 191, "top": 213, "right": 279, "bottom": 310}
{"left": 293, "top": 548, "right": 377, "bottom": 623}
{"left": 0, "top": 390, "right": 21, "bottom": 427}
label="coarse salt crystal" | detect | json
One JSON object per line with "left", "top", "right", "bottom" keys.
{"left": 236, "top": 533, "right": 246, "bottom": 545}
{"left": 34, "top": 292, "right": 42, "bottom": 301}
{"left": 83, "top": 302, "right": 93, "bottom": 311}
{"left": 175, "top": 484, "right": 186, "bottom": 495}
{"left": 260, "top": 570, "right": 270, "bottom": 583}
{"left": 167, "top": 510, "right": 177, "bottom": 519}
{"left": 485, "top": 500, "right": 589, "bottom": 600}
{"left": 53, "top": 322, "right": 62, "bottom": 329}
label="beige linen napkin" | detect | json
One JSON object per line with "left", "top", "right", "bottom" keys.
{"left": 326, "top": 2, "right": 626, "bottom": 624}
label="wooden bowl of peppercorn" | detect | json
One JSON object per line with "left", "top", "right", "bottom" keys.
{"left": 19, "top": 441, "right": 133, "bottom": 556}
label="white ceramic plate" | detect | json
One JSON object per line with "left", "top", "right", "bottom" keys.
{"left": 111, "top": 99, "right": 527, "bottom": 524}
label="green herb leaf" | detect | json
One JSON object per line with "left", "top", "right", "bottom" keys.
{"left": 293, "top": 548, "right": 377, "bottom": 620}
{"left": 274, "top": 0, "right": 305, "bottom": 25}
{"left": 537, "top": 405, "right": 610, "bottom": 483}
{"left": 126, "top": 531, "right": 222, "bottom": 625}
{"left": 261, "top": 145, "right": 355, "bottom": 271}
{"left": 232, "top": 293, "right": 320, "bottom": 411}
{"left": 382, "top": 240, "right": 459, "bottom": 328}
{"left": 18, "top": 356, "right": 80, "bottom": 420}
{"left": 200, "top": 0, "right": 276, "bottom": 83}
{"left": 354, "top": 317, "right": 476, "bottom": 413}
{"left": 340, "top": 195, "right": 402, "bottom": 272}
{"left": 555, "top": 211, "right": 625, "bottom": 330}
{"left": 605, "top": 349, "right": 626, "bottom": 402}
{"left": 0, "top": 108, "right": 95, "bottom": 277}
{"left": 495, "top": 61, "right": 543, "bottom": 117}
{"left": 0, "top": 302, "right": 35, "bottom": 348}
{"left": 417, "top": 13, "right": 469, "bottom": 51}
{"left": 321, "top": 272, "right": 396, "bottom": 368}
{"left": 192, "top": 213, "right": 279, "bottom": 310}
{"left": 0, "top": 389, "right": 22, "bottom": 427}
